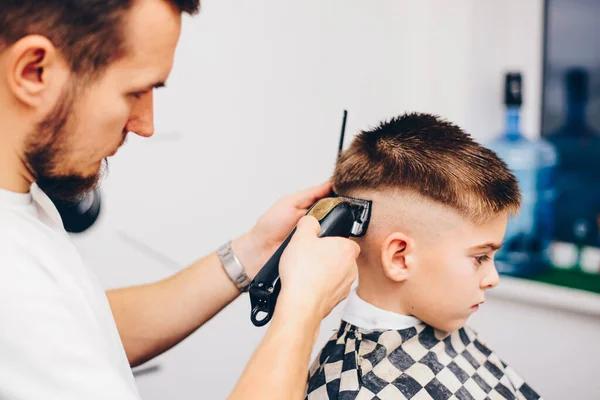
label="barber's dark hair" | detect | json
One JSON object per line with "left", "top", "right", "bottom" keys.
{"left": 0, "top": 0, "right": 200, "bottom": 76}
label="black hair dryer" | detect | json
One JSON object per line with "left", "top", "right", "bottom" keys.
{"left": 248, "top": 195, "right": 371, "bottom": 327}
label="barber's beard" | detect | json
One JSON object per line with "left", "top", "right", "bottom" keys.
{"left": 23, "top": 82, "right": 106, "bottom": 202}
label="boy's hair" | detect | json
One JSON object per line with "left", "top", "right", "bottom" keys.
{"left": 333, "top": 112, "right": 521, "bottom": 223}
{"left": 0, "top": 0, "right": 200, "bottom": 77}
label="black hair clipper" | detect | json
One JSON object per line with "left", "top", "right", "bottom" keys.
{"left": 248, "top": 194, "right": 372, "bottom": 327}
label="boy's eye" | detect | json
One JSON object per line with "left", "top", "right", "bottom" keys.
{"left": 474, "top": 255, "right": 491, "bottom": 266}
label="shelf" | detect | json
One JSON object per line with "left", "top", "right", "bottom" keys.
{"left": 491, "top": 272, "right": 600, "bottom": 318}
{"left": 528, "top": 269, "right": 600, "bottom": 294}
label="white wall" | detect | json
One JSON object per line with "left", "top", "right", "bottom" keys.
{"left": 70, "top": 0, "right": 600, "bottom": 399}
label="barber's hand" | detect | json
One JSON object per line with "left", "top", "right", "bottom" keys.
{"left": 277, "top": 216, "right": 360, "bottom": 321}
{"left": 231, "top": 182, "right": 333, "bottom": 278}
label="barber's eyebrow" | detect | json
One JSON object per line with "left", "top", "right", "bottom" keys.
{"left": 470, "top": 242, "right": 502, "bottom": 252}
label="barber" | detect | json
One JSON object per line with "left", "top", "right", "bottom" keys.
{"left": 0, "top": 1, "right": 360, "bottom": 399}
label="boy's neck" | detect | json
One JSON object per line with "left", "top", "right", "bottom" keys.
{"left": 356, "top": 271, "right": 413, "bottom": 317}
{"left": 343, "top": 287, "right": 421, "bottom": 331}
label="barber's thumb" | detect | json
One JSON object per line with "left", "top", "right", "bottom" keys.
{"left": 295, "top": 215, "right": 321, "bottom": 237}
{"left": 347, "top": 240, "right": 361, "bottom": 259}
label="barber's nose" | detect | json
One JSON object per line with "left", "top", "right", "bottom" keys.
{"left": 480, "top": 263, "right": 500, "bottom": 290}
{"left": 126, "top": 91, "right": 155, "bottom": 138}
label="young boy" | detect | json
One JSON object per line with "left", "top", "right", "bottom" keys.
{"left": 305, "top": 113, "right": 542, "bottom": 400}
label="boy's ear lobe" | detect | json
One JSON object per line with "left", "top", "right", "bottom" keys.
{"left": 380, "top": 232, "right": 412, "bottom": 282}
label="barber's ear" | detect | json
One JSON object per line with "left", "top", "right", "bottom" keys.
{"left": 380, "top": 232, "right": 413, "bottom": 282}
{"left": 5, "top": 35, "right": 65, "bottom": 108}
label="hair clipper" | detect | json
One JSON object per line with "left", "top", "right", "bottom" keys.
{"left": 248, "top": 194, "right": 372, "bottom": 327}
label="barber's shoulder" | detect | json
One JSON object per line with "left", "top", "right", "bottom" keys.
{"left": 0, "top": 207, "right": 61, "bottom": 245}
{"left": 0, "top": 210, "right": 61, "bottom": 281}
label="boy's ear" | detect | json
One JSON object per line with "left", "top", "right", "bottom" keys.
{"left": 380, "top": 232, "right": 413, "bottom": 282}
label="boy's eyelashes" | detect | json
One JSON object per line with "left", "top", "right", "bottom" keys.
{"left": 474, "top": 254, "right": 491, "bottom": 266}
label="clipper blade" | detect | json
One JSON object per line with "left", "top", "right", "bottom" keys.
{"left": 333, "top": 194, "right": 372, "bottom": 237}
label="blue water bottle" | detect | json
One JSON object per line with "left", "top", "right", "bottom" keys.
{"left": 486, "top": 72, "right": 558, "bottom": 276}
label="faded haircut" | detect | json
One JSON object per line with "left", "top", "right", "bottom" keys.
{"left": 333, "top": 112, "right": 521, "bottom": 223}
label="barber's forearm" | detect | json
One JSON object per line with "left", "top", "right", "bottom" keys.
{"left": 107, "top": 252, "right": 236, "bottom": 366}
{"left": 228, "top": 301, "right": 320, "bottom": 400}
{"left": 107, "top": 233, "right": 264, "bottom": 367}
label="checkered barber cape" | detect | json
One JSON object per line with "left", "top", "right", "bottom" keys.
{"left": 305, "top": 321, "right": 542, "bottom": 400}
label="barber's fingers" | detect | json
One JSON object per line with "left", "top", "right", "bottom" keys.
{"left": 294, "top": 215, "right": 322, "bottom": 237}
{"left": 292, "top": 181, "right": 333, "bottom": 209}
{"left": 345, "top": 239, "right": 361, "bottom": 259}
{"left": 324, "top": 235, "right": 361, "bottom": 260}
{"left": 327, "top": 263, "right": 359, "bottom": 315}
{"left": 295, "top": 215, "right": 361, "bottom": 258}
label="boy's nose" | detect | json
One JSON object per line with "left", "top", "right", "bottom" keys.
{"left": 480, "top": 263, "right": 500, "bottom": 289}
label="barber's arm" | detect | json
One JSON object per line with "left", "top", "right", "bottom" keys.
{"left": 228, "top": 216, "right": 359, "bottom": 400}
{"left": 106, "top": 182, "right": 341, "bottom": 367}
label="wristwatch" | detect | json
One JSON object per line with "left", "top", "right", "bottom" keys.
{"left": 217, "top": 241, "right": 252, "bottom": 292}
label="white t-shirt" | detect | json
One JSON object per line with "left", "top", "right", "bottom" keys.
{"left": 0, "top": 185, "right": 140, "bottom": 400}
